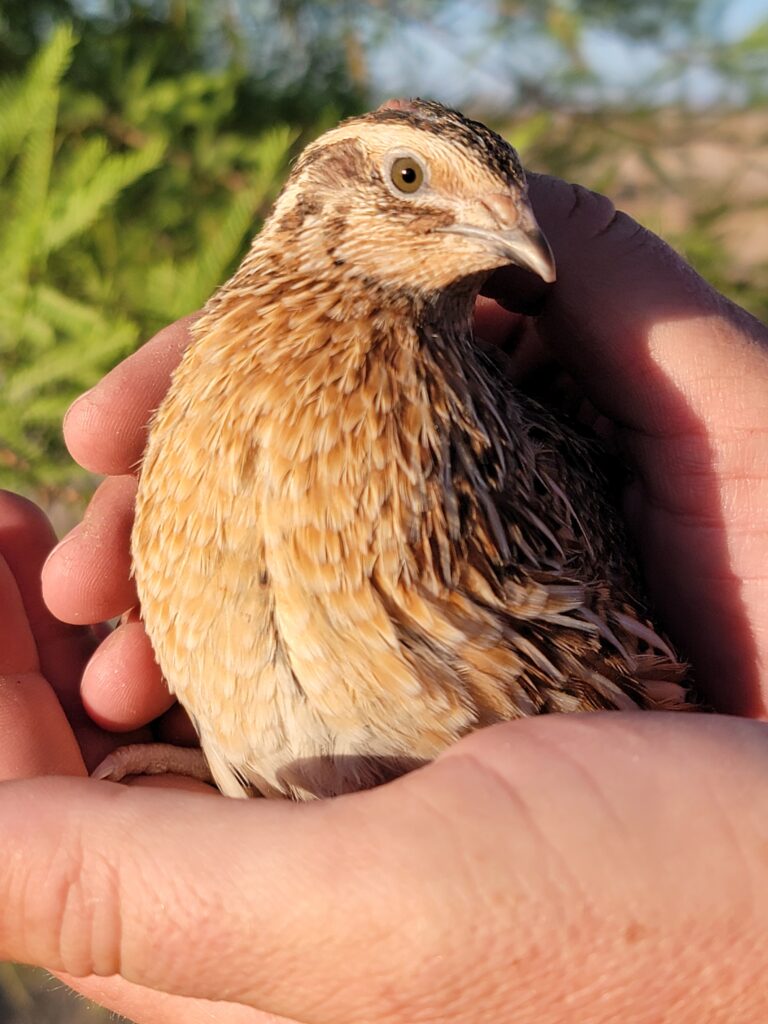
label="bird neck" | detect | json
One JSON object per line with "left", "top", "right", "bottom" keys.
{"left": 209, "top": 237, "right": 489, "bottom": 404}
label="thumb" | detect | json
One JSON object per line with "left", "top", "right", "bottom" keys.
{"left": 2, "top": 715, "right": 768, "bottom": 1024}
{"left": 0, "top": 768, "right": 479, "bottom": 1023}
{"left": 528, "top": 172, "right": 768, "bottom": 441}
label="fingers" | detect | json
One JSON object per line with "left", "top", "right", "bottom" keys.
{"left": 0, "top": 496, "right": 86, "bottom": 778}
{"left": 42, "top": 475, "right": 138, "bottom": 624}
{"left": 0, "top": 555, "right": 38, "bottom": 676}
{"left": 2, "top": 715, "right": 768, "bottom": 1024}
{"left": 81, "top": 619, "right": 173, "bottom": 731}
{"left": 0, "top": 492, "right": 56, "bottom": 666}
{"left": 0, "top": 557, "right": 78, "bottom": 777}
{"left": 0, "top": 671, "right": 86, "bottom": 779}
{"left": 42, "top": 478, "right": 173, "bottom": 731}
{"left": 64, "top": 315, "right": 196, "bottom": 475}
{"left": 0, "top": 490, "right": 150, "bottom": 767}
{"left": 0, "top": 491, "right": 95, "bottom": 694}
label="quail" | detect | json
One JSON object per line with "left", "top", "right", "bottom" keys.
{"left": 99, "top": 99, "right": 691, "bottom": 800}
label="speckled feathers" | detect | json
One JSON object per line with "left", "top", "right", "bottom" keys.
{"left": 132, "top": 99, "right": 691, "bottom": 800}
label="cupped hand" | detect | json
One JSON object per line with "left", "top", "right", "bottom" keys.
{"left": 487, "top": 175, "right": 768, "bottom": 717}
{"left": 5, "top": 550, "right": 768, "bottom": 1024}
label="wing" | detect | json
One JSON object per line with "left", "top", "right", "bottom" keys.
{"left": 371, "top": 348, "right": 690, "bottom": 720}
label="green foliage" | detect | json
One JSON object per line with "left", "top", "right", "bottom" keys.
{"left": 0, "top": 23, "right": 297, "bottom": 496}
{"left": 0, "top": 25, "right": 153, "bottom": 489}
{"left": 0, "top": 1, "right": 367, "bottom": 132}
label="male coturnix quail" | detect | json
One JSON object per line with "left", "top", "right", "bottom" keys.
{"left": 99, "top": 99, "right": 691, "bottom": 800}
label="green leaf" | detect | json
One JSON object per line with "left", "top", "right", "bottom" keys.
{"left": 143, "top": 125, "right": 296, "bottom": 320}
{"left": 0, "top": 25, "right": 76, "bottom": 285}
{"left": 0, "top": 23, "right": 75, "bottom": 162}
{"left": 43, "top": 134, "right": 167, "bottom": 253}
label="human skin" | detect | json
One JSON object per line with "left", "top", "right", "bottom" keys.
{"left": 1, "top": 174, "right": 767, "bottom": 1023}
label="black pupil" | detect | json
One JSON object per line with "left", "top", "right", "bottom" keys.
{"left": 400, "top": 165, "right": 417, "bottom": 184}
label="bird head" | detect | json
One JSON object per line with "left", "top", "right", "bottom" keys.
{"left": 264, "top": 98, "right": 555, "bottom": 300}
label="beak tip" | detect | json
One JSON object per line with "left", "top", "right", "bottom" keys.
{"left": 478, "top": 192, "right": 557, "bottom": 284}
{"left": 540, "top": 262, "right": 557, "bottom": 285}
{"left": 522, "top": 225, "right": 557, "bottom": 285}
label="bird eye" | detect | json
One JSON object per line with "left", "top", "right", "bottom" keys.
{"left": 389, "top": 155, "right": 426, "bottom": 194}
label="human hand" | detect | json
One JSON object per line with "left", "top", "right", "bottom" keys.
{"left": 3, "top": 574, "right": 768, "bottom": 1024}
{"left": 0, "top": 489, "right": 151, "bottom": 776}
{"left": 7, "top": 175, "right": 767, "bottom": 1023}
{"left": 0, "top": 491, "right": 89, "bottom": 780}
{"left": 4, "top": 506, "right": 768, "bottom": 1024}
{"left": 0, "top": 493, "right": 242, "bottom": 1024}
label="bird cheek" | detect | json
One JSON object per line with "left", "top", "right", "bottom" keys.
{"left": 419, "top": 237, "right": 506, "bottom": 290}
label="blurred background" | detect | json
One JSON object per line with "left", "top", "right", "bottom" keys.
{"left": 0, "top": 0, "right": 766, "bottom": 1020}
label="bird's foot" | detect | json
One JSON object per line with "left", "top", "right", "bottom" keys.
{"left": 92, "top": 743, "right": 214, "bottom": 786}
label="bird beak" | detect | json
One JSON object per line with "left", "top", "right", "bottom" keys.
{"left": 439, "top": 193, "right": 557, "bottom": 284}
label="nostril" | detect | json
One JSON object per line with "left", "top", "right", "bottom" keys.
{"left": 480, "top": 193, "right": 522, "bottom": 230}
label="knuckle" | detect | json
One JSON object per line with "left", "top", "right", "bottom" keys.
{"left": 4, "top": 801, "right": 125, "bottom": 978}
